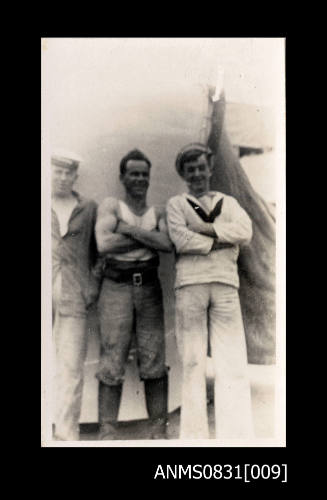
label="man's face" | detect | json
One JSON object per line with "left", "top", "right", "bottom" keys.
{"left": 52, "top": 164, "right": 78, "bottom": 197}
{"left": 182, "top": 153, "right": 212, "bottom": 196}
{"left": 121, "top": 160, "right": 150, "bottom": 198}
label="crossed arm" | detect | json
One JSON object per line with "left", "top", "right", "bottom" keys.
{"left": 166, "top": 196, "right": 252, "bottom": 255}
{"left": 95, "top": 198, "right": 172, "bottom": 255}
{"left": 115, "top": 213, "right": 173, "bottom": 252}
{"left": 166, "top": 198, "right": 217, "bottom": 255}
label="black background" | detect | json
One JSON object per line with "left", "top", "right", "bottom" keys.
{"left": 36, "top": 25, "right": 302, "bottom": 493}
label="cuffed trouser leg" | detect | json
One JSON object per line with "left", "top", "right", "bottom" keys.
{"left": 96, "top": 279, "right": 134, "bottom": 386}
{"left": 175, "top": 285, "right": 210, "bottom": 439}
{"left": 209, "top": 284, "right": 254, "bottom": 439}
{"left": 54, "top": 315, "right": 87, "bottom": 441}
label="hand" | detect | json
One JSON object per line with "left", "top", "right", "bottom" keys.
{"left": 115, "top": 220, "right": 133, "bottom": 236}
{"left": 211, "top": 239, "right": 234, "bottom": 251}
{"left": 86, "top": 282, "right": 101, "bottom": 309}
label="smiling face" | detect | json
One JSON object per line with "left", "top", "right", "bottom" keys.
{"left": 52, "top": 163, "right": 78, "bottom": 197}
{"left": 181, "top": 153, "right": 212, "bottom": 197}
{"left": 120, "top": 159, "right": 150, "bottom": 199}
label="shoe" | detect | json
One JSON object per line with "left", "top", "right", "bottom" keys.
{"left": 99, "top": 422, "right": 120, "bottom": 440}
{"left": 149, "top": 417, "right": 168, "bottom": 439}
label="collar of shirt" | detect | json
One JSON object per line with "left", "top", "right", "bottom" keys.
{"left": 52, "top": 191, "right": 93, "bottom": 242}
{"left": 52, "top": 190, "right": 89, "bottom": 219}
{"left": 184, "top": 191, "right": 222, "bottom": 214}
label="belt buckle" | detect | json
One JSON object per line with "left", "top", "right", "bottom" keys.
{"left": 132, "top": 272, "right": 142, "bottom": 286}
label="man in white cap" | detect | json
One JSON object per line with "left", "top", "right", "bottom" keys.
{"left": 51, "top": 150, "right": 99, "bottom": 440}
{"left": 166, "top": 143, "right": 254, "bottom": 440}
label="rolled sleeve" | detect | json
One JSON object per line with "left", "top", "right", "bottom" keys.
{"left": 213, "top": 196, "right": 253, "bottom": 245}
{"left": 167, "top": 198, "right": 214, "bottom": 255}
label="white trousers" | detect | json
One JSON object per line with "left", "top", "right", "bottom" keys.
{"left": 53, "top": 274, "right": 88, "bottom": 441}
{"left": 175, "top": 282, "right": 254, "bottom": 440}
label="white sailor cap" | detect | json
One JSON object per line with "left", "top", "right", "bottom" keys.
{"left": 51, "top": 149, "right": 83, "bottom": 169}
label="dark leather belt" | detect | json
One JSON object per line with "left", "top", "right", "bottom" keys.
{"left": 103, "top": 263, "right": 159, "bottom": 286}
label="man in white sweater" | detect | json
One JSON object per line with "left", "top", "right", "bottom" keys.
{"left": 166, "top": 143, "right": 254, "bottom": 440}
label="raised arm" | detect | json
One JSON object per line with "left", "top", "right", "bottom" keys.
{"left": 95, "top": 198, "right": 144, "bottom": 255}
{"left": 115, "top": 207, "right": 173, "bottom": 253}
{"left": 166, "top": 197, "right": 214, "bottom": 255}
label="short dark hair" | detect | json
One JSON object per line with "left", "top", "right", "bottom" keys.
{"left": 179, "top": 149, "right": 212, "bottom": 173}
{"left": 119, "top": 149, "right": 152, "bottom": 176}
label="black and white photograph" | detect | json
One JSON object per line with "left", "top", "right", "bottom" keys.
{"left": 41, "top": 37, "right": 285, "bottom": 448}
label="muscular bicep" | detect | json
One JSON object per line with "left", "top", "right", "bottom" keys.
{"left": 95, "top": 198, "right": 146, "bottom": 254}
{"left": 96, "top": 211, "right": 117, "bottom": 235}
{"left": 96, "top": 198, "right": 118, "bottom": 231}
{"left": 95, "top": 199, "right": 119, "bottom": 251}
